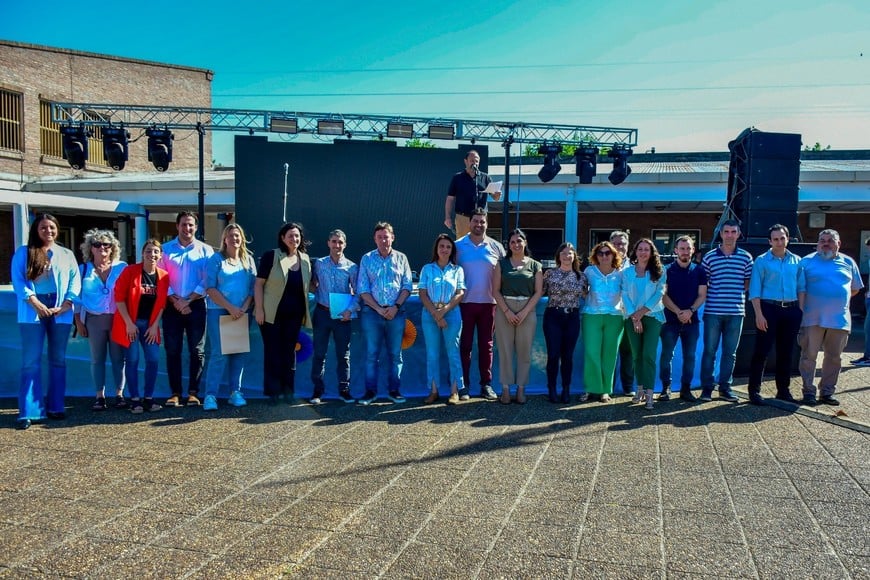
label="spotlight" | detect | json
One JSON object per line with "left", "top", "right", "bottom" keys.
{"left": 317, "top": 119, "right": 344, "bottom": 135}
{"left": 537, "top": 143, "right": 562, "bottom": 183}
{"left": 574, "top": 145, "right": 599, "bottom": 184}
{"left": 146, "top": 128, "right": 174, "bottom": 172}
{"left": 102, "top": 126, "right": 130, "bottom": 171}
{"left": 270, "top": 117, "right": 298, "bottom": 134}
{"left": 428, "top": 124, "right": 455, "bottom": 140}
{"left": 608, "top": 145, "right": 633, "bottom": 185}
{"left": 387, "top": 122, "right": 414, "bottom": 138}
{"left": 60, "top": 124, "right": 89, "bottom": 170}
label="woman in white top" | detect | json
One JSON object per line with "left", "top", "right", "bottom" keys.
{"left": 582, "top": 241, "right": 624, "bottom": 403}
{"left": 621, "top": 238, "right": 666, "bottom": 409}
{"left": 74, "top": 229, "right": 128, "bottom": 411}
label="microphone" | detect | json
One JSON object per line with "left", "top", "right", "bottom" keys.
{"left": 472, "top": 163, "right": 479, "bottom": 175}
{"left": 284, "top": 163, "right": 289, "bottom": 173}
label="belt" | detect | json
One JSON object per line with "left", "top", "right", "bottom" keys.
{"left": 316, "top": 303, "right": 330, "bottom": 312}
{"left": 503, "top": 296, "right": 530, "bottom": 300}
{"left": 548, "top": 306, "right": 578, "bottom": 314}
{"left": 456, "top": 211, "right": 472, "bottom": 218}
{"left": 761, "top": 299, "right": 798, "bottom": 308}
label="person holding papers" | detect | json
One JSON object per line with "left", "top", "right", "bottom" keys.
{"left": 444, "top": 150, "right": 502, "bottom": 238}
{"left": 309, "top": 229, "right": 359, "bottom": 405}
{"left": 202, "top": 224, "right": 257, "bottom": 411}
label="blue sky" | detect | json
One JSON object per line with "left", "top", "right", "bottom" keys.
{"left": 3, "top": 0, "right": 868, "bottom": 165}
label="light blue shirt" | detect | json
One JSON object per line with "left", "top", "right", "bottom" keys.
{"left": 312, "top": 254, "right": 360, "bottom": 317}
{"left": 205, "top": 253, "right": 256, "bottom": 310}
{"left": 620, "top": 268, "right": 666, "bottom": 323}
{"left": 358, "top": 249, "right": 413, "bottom": 306}
{"left": 77, "top": 261, "right": 127, "bottom": 318}
{"left": 798, "top": 252, "right": 863, "bottom": 331}
{"left": 748, "top": 249, "right": 800, "bottom": 302}
{"left": 456, "top": 234, "right": 505, "bottom": 304}
{"left": 419, "top": 262, "right": 466, "bottom": 305}
{"left": 158, "top": 237, "right": 214, "bottom": 298}
{"left": 583, "top": 265, "right": 623, "bottom": 316}
{"left": 11, "top": 244, "right": 81, "bottom": 324}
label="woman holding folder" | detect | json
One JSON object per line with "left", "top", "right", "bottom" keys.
{"left": 203, "top": 223, "right": 257, "bottom": 411}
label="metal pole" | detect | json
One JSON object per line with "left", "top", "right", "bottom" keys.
{"left": 283, "top": 163, "right": 289, "bottom": 223}
{"left": 501, "top": 137, "right": 513, "bottom": 246}
{"left": 197, "top": 123, "right": 205, "bottom": 241}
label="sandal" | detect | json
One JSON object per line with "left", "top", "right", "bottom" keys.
{"left": 92, "top": 397, "right": 107, "bottom": 411}
{"left": 143, "top": 398, "right": 162, "bottom": 413}
{"left": 114, "top": 396, "right": 128, "bottom": 409}
{"left": 130, "top": 400, "right": 144, "bottom": 414}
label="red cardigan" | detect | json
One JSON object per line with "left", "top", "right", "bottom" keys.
{"left": 111, "top": 263, "right": 169, "bottom": 348}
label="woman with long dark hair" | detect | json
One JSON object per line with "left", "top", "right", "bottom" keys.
{"left": 11, "top": 214, "right": 81, "bottom": 429}
{"left": 622, "top": 238, "right": 666, "bottom": 410}
{"left": 542, "top": 242, "right": 588, "bottom": 403}
{"left": 254, "top": 222, "right": 312, "bottom": 403}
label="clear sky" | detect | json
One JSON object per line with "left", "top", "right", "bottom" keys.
{"left": 3, "top": 0, "right": 868, "bottom": 165}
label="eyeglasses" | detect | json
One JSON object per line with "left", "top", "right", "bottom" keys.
{"left": 91, "top": 242, "right": 111, "bottom": 249}
{"left": 596, "top": 250, "right": 612, "bottom": 256}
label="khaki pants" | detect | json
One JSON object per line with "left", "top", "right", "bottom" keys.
{"left": 494, "top": 297, "right": 536, "bottom": 386}
{"left": 454, "top": 214, "right": 471, "bottom": 238}
{"left": 798, "top": 325, "right": 849, "bottom": 396}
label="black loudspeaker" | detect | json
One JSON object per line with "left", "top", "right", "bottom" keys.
{"left": 728, "top": 129, "right": 801, "bottom": 238}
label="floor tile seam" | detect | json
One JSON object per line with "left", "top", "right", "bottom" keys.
{"left": 793, "top": 415, "right": 870, "bottom": 492}
{"left": 702, "top": 422, "right": 761, "bottom": 580}
{"left": 654, "top": 422, "right": 668, "bottom": 573}
{"left": 565, "top": 404, "right": 614, "bottom": 578}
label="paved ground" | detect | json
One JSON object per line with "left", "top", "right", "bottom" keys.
{"left": 0, "top": 348, "right": 868, "bottom": 579}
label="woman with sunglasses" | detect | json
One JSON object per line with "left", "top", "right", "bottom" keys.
{"left": 492, "top": 229, "right": 543, "bottom": 404}
{"left": 583, "top": 241, "right": 624, "bottom": 403}
{"left": 621, "top": 238, "right": 666, "bottom": 410}
{"left": 74, "top": 229, "right": 128, "bottom": 411}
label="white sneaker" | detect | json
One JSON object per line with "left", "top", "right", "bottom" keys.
{"left": 227, "top": 390, "right": 247, "bottom": 407}
{"left": 203, "top": 394, "right": 218, "bottom": 411}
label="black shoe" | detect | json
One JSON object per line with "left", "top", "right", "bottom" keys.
{"left": 480, "top": 385, "right": 498, "bottom": 401}
{"left": 15, "top": 419, "right": 31, "bottom": 430}
{"left": 801, "top": 395, "right": 818, "bottom": 406}
{"left": 719, "top": 390, "right": 739, "bottom": 403}
{"left": 658, "top": 388, "right": 671, "bottom": 402}
{"left": 819, "top": 395, "right": 840, "bottom": 406}
{"left": 47, "top": 411, "right": 66, "bottom": 420}
{"left": 748, "top": 393, "right": 765, "bottom": 405}
{"left": 338, "top": 390, "right": 356, "bottom": 404}
{"left": 560, "top": 388, "right": 570, "bottom": 404}
{"left": 679, "top": 387, "right": 698, "bottom": 403}
{"left": 547, "top": 386, "right": 558, "bottom": 404}
{"left": 774, "top": 392, "right": 798, "bottom": 404}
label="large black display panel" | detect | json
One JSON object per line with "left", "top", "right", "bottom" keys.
{"left": 234, "top": 136, "right": 487, "bottom": 269}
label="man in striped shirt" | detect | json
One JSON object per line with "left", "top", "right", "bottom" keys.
{"left": 700, "top": 220, "right": 754, "bottom": 402}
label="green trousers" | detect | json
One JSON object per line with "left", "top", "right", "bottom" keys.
{"left": 624, "top": 317, "right": 663, "bottom": 390}
{"left": 583, "top": 314, "right": 624, "bottom": 395}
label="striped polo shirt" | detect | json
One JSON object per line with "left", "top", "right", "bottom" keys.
{"left": 701, "top": 246, "right": 753, "bottom": 315}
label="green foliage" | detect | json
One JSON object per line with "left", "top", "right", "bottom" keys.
{"left": 803, "top": 142, "right": 831, "bottom": 152}
{"left": 404, "top": 138, "right": 436, "bottom": 149}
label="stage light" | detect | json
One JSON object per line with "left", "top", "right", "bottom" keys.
{"left": 270, "top": 117, "right": 298, "bottom": 134}
{"left": 574, "top": 145, "right": 599, "bottom": 184}
{"left": 428, "top": 124, "right": 455, "bottom": 140}
{"left": 537, "top": 143, "right": 563, "bottom": 183}
{"left": 387, "top": 122, "right": 414, "bottom": 138}
{"left": 146, "top": 127, "right": 174, "bottom": 172}
{"left": 60, "top": 124, "right": 89, "bottom": 170}
{"left": 317, "top": 119, "right": 344, "bottom": 135}
{"left": 608, "top": 145, "right": 633, "bottom": 185}
{"left": 102, "top": 126, "right": 130, "bottom": 171}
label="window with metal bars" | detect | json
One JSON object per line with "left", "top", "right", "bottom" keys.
{"left": 40, "top": 100, "right": 108, "bottom": 166}
{"left": 0, "top": 89, "right": 23, "bottom": 152}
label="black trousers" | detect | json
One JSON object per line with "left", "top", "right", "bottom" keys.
{"left": 748, "top": 302, "right": 802, "bottom": 393}
{"left": 259, "top": 314, "right": 303, "bottom": 397}
{"left": 543, "top": 308, "right": 581, "bottom": 389}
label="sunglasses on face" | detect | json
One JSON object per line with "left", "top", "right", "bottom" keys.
{"left": 92, "top": 242, "right": 111, "bottom": 249}
{"left": 596, "top": 250, "right": 612, "bottom": 256}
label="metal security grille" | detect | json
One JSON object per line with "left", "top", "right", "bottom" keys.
{"left": 41, "top": 101, "right": 108, "bottom": 166}
{"left": 0, "top": 89, "right": 23, "bottom": 152}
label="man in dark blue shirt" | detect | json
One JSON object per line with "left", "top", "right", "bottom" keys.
{"left": 660, "top": 235, "right": 707, "bottom": 402}
{"left": 444, "top": 150, "right": 501, "bottom": 238}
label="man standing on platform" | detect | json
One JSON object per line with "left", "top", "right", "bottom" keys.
{"left": 747, "top": 224, "right": 802, "bottom": 405}
{"left": 357, "top": 222, "right": 413, "bottom": 406}
{"left": 700, "top": 220, "right": 754, "bottom": 403}
{"left": 610, "top": 230, "right": 635, "bottom": 397}
{"left": 310, "top": 229, "right": 359, "bottom": 405}
{"left": 159, "top": 211, "right": 214, "bottom": 407}
{"left": 797, "top": 229, "right": 863, "bottom": 406}
{"left": 456, "top": 209, "right": 506, "bottom": 401}
{"left": 444, "top": 150, "right": 501, "bottom": 238}
{"left": 659, "top": 235, "right": 707, "bottom": 402}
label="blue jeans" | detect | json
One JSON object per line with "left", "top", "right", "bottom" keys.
{"left": 310, "top": 307, "right": 352, "bottom": 397}
{"left": 124, "top": 318, "right": 161, "bottom": 399}
{"left": 659, "top": 322, "right": 700, "bottom": 389}
{"left": 19, "top": 318, "right": 71, "bottom": 419}
{"left": 421, "top": 308, "right": 464, "bottom": 392}
{"left": 204, "top": 309, "right": 249, "bottom": 398}
{"left": 361, "top": 305, "right": 405, "bottom": 394}
{"left": 701, "top": 314, "right": 744, "bottom": 393}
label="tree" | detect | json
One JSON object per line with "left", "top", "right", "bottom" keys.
{"left": 405, "top": 138, "right": 436, "bottom": 149}
{"left": 803, "top": 142, "right": 831, "bottom": 152}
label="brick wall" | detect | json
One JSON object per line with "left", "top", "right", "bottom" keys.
{"left": 0, "top": 41, "right": 212, "bottom": 179}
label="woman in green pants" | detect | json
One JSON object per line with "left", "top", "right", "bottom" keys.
{"left": 582, "top": 241, "right": 624, "bottom": 402}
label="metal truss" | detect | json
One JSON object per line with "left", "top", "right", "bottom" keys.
{"left": 52, "top": 102, "right": 637, "bottom": 147}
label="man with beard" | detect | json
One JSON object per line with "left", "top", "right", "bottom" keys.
{"left": 659, "top": 235, "right": 707, "bottom": 402}
{"left": 797, "top": 229, "right": 863, "bottom": 406}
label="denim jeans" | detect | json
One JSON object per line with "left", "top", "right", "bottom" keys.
{"left": 19, "top": 318, "right": 71, "bottom": 419}
{"left": 659, "top": 321, "right": 700, "bottom": 389}
{"left": 123, "top": 318, "right": 161, "bottom": 400}
{"left": 310, "top": 307, "right": 352, "bottom": 397}
{"left": 421, "top": 308, "right": 464, "bottom": 392}
{"left": 85, "top": 313, "right": 126, "bottom": 395}
{"left": 162, "top": 298, "right": 207, "bottom": 396}
{"left": 701, "top": 314, "right": 744, "bottom": 393}
{"left": 204, "top": 309, "right": 249, "bottom": 398}
{"left": 361, "top": 305, "right": 406, "bottom": 393}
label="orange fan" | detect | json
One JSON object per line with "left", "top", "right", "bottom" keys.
{"left": 401, "top": 319, "right": 417, "bottom": 349}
